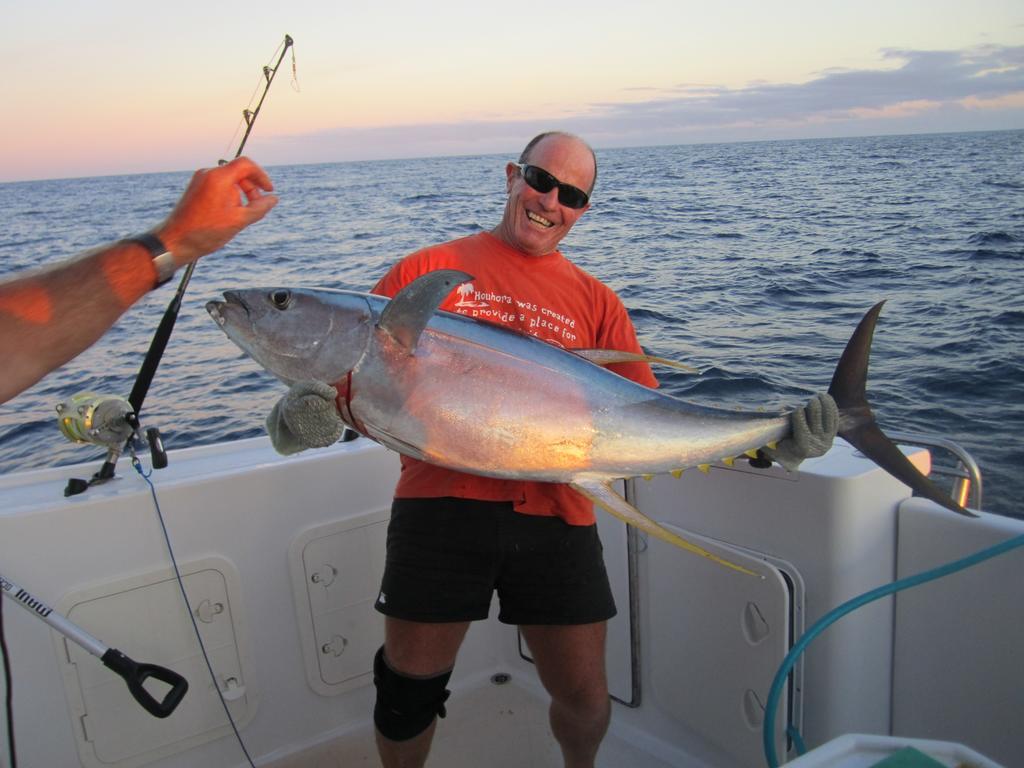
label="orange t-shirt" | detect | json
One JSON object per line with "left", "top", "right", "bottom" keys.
{"left": 372, "top": 231, "right": 658, "bottom": 526}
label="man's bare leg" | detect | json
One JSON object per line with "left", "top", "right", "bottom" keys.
{"left": 375, "top": 617, "right": 471, "bottom": 768}
{"left": 519, "top": 622, "right": 610, "bottom": 768}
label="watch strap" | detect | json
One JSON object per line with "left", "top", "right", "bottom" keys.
{"left": 122, "top": 233, "right": 176, "bottom": 288}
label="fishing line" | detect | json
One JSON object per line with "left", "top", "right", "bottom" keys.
{"left": 762, "top": 530, "right": 1024, "bottom": 768}
{"left": 132, "top": 458, "right": 258, "bottom": 768}
{"left": 121, "top": 46, "right": 294, "bottom": 765}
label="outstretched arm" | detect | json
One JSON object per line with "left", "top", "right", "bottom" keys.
{"left": 0, "top": 156, "right": 277, "bottom": 405}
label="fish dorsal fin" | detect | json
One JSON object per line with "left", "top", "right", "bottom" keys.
{"left": 378, "top": 269, "right": 474, "bottom": 352}
{"left": 571, "top": 349, "right": 696, "bottom": 373}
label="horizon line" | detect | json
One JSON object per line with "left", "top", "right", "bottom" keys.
{"left": 3, "top": 125, "right": 1021, "bottom": 186}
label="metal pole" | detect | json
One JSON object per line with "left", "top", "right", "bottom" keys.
{"left": 1, "top": 574, "right": 105, "bottom": 657}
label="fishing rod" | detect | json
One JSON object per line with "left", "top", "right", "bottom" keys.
{"left": 61, "top": 34, "right": 294, "bottom": 497}
{"left": 1, "top": 574, "right": 188, "bottom": 718}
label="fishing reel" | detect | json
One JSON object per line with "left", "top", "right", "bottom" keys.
{"left": 55, "top": 392, "right": 168, "bottom": 496}
{"left": 57, "top": 392, "right": 135, "bottom": 448}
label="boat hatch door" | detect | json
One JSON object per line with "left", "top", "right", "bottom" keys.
{"left": 648, "top": 522, "right": 804, "bottom": 768}
{"left": 288, "top": 508, "right": 390, "bottom": 696}
{"left": 54, "top": 556, "right": 255, "bottom": 768}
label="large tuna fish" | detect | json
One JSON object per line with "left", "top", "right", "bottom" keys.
{"left": 207, "top": 270, "right": 969, "bottom": 576}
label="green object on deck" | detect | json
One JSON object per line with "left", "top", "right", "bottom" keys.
{"left": 871, "top": 746, "right": 947, "bottom": 768}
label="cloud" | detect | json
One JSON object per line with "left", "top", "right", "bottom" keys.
{"left": 253, "top": 44, "right": 1024, "bottom": 165}
{"left": 588, "top": 45, "right": 1024, "bottom": 124}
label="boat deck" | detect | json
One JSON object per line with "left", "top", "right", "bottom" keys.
{"left": 264, "top": 674, "right": 675, "bottom": 768}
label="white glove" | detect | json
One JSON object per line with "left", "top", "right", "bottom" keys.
{"left": 764, "top": 392, "right": 839, "bottom": 472}
{"left": 266, "top": 380, "right": 346, "bottom": 455}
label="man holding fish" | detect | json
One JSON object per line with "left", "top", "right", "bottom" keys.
{"left": 266, "top": 132, "right": 836, "bottom": 768}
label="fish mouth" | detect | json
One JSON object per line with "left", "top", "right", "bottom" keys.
{"left": 205, "top": 300, "right": 225, "bottom": 326}
{"left": 205, "top": 291, "right": 250, "bottom": 327}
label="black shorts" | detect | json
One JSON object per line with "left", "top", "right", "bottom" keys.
{"left": 374, "top": 497, "right": 616, "bottom": 625}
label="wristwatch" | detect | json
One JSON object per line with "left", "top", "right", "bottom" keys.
{"left": 123, "top": 233, "right": 177, "bottom": 288}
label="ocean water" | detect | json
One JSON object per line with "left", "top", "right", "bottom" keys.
{"left": 1, "top": 130, "right": 1022, "bottom": 518}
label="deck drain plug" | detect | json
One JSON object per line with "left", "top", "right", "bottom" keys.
{"left": 491, "top": 673, "right": 511, "bottom": 685}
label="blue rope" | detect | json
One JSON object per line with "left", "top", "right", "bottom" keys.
{"left": 763, "top": 531, "right": 1024, "bottom": 767}
{"left": 132, "top": 459, "right": 257, "bottom": 768}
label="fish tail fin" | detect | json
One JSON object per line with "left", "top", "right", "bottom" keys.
{"left": 829, "top": 301, "right": 975, "bottom": 517}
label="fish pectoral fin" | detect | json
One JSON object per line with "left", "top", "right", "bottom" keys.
{"left": 361, "top": 425, "right": 427, "bottom": 462}
{"left": 569, "top": 480, "right": 757, "bottom": 576}
{"left": 378, "top": 269, "right": 474, "bottom": 353}
{"left": 570, "top": 349, "right": 696, "bottom": 373}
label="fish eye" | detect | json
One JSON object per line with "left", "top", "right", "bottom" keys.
{"left": 270, "top": 289, "right": 292, "bottom": 310}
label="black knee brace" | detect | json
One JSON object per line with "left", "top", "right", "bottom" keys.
{"left": 373, "top": 646, "right": 452, "bottom": 741}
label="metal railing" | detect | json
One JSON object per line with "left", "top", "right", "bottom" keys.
{"left": 887, "top": 431, "right": 983, "bottom": 511}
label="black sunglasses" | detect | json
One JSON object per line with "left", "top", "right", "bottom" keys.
{"left": 517, "top": 164, "right": 590, "bottom": 209}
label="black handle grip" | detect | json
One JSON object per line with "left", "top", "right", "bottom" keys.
{"left": 101, "top": 648, "right": 189, "bottom": 718}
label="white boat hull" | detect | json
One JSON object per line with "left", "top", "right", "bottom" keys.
{"left": 0, "top": 437, "right": 1019, "bottom": 767}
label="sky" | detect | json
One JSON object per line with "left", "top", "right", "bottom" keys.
{"left": 1, "top": 1, "right": 1022, "bottom": 182}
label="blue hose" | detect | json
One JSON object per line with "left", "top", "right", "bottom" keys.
{"left": 763, "top": 531, "right": 1024, "bottom": 767}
